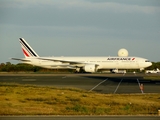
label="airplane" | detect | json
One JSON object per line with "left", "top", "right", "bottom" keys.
{"left": 11, "top": 38, "right": 152, "bottom": 73}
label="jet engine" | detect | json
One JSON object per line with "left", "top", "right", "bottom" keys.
{"left": 83, "top": 64, "right": 96, "bottom": 72}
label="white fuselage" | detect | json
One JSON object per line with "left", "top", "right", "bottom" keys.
{"left": 22, "top": 56, "right": 152, "bottom": 71}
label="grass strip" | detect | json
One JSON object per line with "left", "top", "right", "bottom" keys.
{"left": 0, "top": 83, "right": 160, "bottom": 115}
{"left": 143, "top": 76, "right": 160, "bottom": 80}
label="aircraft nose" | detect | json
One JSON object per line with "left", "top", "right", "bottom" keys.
{"left": 149, "top": 62, "right": 152, "bottom": 66}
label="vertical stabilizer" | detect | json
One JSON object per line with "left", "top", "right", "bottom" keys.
{"left": 19, "top": 38, "right": 39, "bottom": 58}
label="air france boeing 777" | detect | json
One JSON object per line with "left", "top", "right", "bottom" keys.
{"left": 11, "top": 38, "right": 152, "bottom": 72}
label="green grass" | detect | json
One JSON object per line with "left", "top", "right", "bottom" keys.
{"left": 0, "top": 83, "right": 160, "bottom": 115}
{"left": 143, "top": 76, "right": 160, "bottom": 80}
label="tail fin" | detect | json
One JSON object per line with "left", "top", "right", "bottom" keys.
{"left": 19, "top": 38, "right": 39, "bottom": 58}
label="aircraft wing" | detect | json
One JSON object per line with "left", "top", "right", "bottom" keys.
{"left": 11, "top": 58, "right": 31, "bottom": 62}
{"left": 38, "top": 57, "right": 99, "bottom": 67}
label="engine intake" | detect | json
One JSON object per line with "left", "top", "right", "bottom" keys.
{"left": 83, "top": 64, "right": 96, "bottom": 72}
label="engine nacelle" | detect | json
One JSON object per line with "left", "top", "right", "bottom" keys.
{"left": 83, "top": 64, "right": 96, "bottom": 73}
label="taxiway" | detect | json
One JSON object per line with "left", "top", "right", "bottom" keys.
{"left": 0, "top": 73, "right": 159, "bottom": 94}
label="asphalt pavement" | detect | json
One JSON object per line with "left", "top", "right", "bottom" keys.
{"left": 0, "top": 73, "right": 160, "bottom": 94}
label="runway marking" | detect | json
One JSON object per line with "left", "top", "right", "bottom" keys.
{"left": 137, "top": 79, "right": 144, "bottom": 94}
{"left": 88, "top": 79, "right": 107, "bottom": 92}
{"left": 145, "top": 73, "right": 149, "bottom": 76}
{"left": 156, "top": 82, "right": 160, "bottom": 84}
{"left": 22, "top": 79, "right": 36, "bottom": 82}
{"left": 114, "top": 79, "right": 123, "bottom": 94}
{"left": 62, "top": 76, "right": 67, "bottom": 79}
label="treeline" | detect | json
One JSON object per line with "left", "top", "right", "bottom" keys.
{"left": 147, "top": 62, "right": 160, "bottom": 70}
{"left": 0, "top": 62, "right": 160, "bottom": 73}
{"left": 0, "top": 62, "right": 73, "bottom": 73}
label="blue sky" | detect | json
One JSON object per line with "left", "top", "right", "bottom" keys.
{"left": 0, "top": 0, "right": 160, "bottom": 64}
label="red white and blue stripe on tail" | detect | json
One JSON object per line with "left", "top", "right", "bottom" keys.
{"left": 19, "top": 38, "right": 39, "bottom": 58}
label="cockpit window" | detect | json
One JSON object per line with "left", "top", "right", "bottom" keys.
{"left": 145, "top": 60, "right": 150, "bottom": 62}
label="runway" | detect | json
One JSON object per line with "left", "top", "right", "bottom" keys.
{"left": 0, "top": 73, "right": 160, "bottom": 94}
{"left": 0, "top": 116, "right": 160, "bottom": 120}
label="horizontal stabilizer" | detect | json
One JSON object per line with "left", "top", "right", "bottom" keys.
{"left": 11, "top": 58, "right": 31, "bottom": 62}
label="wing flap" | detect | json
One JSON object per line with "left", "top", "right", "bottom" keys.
{"left": 38, "top": 57, "right": 83, "bottom": 64}
{"left": 38, "top": 57, "right": 99, "bottom": 67}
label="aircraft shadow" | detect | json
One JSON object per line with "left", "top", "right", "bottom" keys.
{"left": 81, "top": 74, "right": 160, "bottom": 84}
